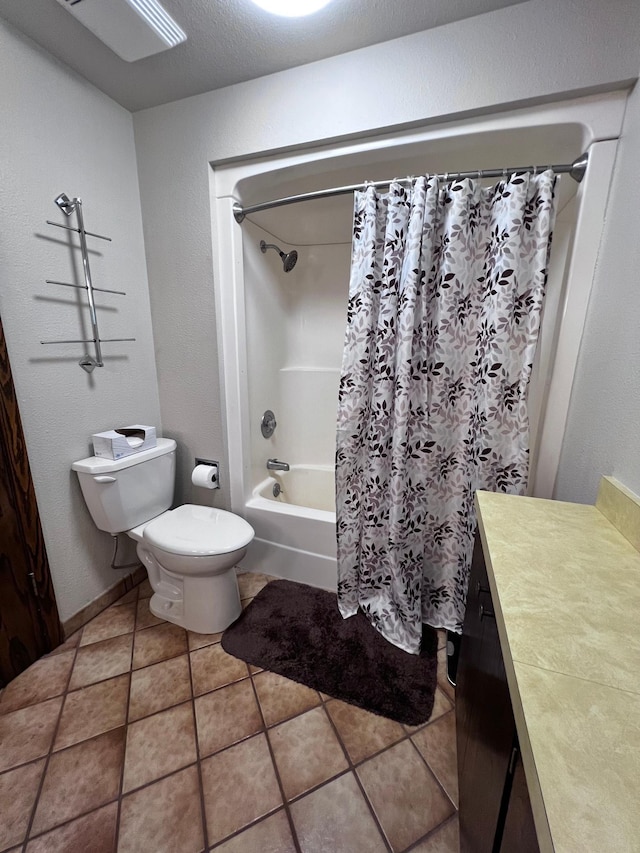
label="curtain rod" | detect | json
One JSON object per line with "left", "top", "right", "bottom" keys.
{"left": 232, "top": 152, "right": 588, "bottom": 223}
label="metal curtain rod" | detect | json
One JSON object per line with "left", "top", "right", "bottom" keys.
{"left": 233, "top": 152, "right": 588, "bottom": 223}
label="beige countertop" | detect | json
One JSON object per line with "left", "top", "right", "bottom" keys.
{"left": 475, "top": 478, "right": 640, "bottom": 853}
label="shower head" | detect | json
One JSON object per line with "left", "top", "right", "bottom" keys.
{"left": 260, "top": 240, "right": 298, "bottom": 273}
{"left": 54, "top": 193, "right": 77, "bottom": 216}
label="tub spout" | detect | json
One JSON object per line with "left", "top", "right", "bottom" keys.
{"left": 267, "top": 458, "right": 290, "bottom": 472}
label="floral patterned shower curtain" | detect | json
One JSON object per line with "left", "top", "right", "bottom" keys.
{"left": 336, "top": 171, "right": 557, "bottom": 654}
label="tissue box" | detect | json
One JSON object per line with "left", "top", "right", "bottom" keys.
{"left": 92, "top": 425, "right": 157, "bottom": 460}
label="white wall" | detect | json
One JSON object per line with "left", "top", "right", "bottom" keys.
{"left": 0, "top": 21, "right": 162, "bottom": 622}
{"left": 133, "top": 0, "right": 640, "bottom": 511}
{"left": 555, "top": 81, "right": 640, "bottom": 502}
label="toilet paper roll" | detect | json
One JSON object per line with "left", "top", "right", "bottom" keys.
{"left": 191, "top": 464, "right": 219, "bottom": 489}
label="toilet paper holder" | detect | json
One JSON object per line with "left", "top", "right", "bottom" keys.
{"left": 194, "top": 458, "right": 220, "bottom": 489}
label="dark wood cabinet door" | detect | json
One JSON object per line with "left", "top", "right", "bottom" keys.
{"left": 500, "top": 749, "right": 540, "bottom": 853}
{"left": 0, "top": 316, "right": 62, "bottom": 686}
{"left": 457, "top": 533, "right": 517, "bottom": 853}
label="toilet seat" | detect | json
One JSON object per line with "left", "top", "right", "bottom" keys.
{"left": 143, "top": 504, "right": 254, "bottom": 557}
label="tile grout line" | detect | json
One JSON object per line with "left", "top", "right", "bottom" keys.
{"left": 405, "top": 713, "right": 459, "bottom": 810}
{"left": 186, "top": 640, "right": 211, "bottom": 852}
{"left": 321, "top": 702, "right": 394, "bottom": 853}
{"left": 242, "top": 670, "right": 304, "bottom": 853}
{"left": 113, "top": 583, "right": 140, "bottom": 852}
{"left": 20, "top": 622, "right": 85, "bottom": 851}
{"left": 402, "top": 811, "right": 459, "bottom": 853}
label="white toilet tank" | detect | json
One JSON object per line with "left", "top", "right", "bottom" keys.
{"left": 72, "top": 438, "right": 177, "bottom": 534}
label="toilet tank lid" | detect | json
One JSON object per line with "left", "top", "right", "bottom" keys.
{"left": 71, "top": 437, "right": 177, "bottom": 474}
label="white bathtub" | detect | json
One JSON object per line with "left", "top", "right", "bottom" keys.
{"left": 242, "top": 465, "right": 337, "bottom": 589}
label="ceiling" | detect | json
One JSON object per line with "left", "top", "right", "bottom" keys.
{"left": 0, "top": 0, "right": 526, "bottom": 112}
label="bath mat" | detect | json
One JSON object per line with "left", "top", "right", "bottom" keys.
{"left": 221, "top": 579, "right": 438, "bottom": 725}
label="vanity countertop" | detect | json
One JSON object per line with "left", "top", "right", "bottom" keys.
{"left": 475, "top": 478, "right": 640, "bottom": 853}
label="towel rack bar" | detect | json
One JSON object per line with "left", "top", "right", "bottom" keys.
{"left": 41, "top": 338, "right": 136, "bottom": 345}
{"left": 46, "top": 220, "right": 112, "bottom": 242}
{"left": 46, "top": 279, "right": 126, "bottom": 296}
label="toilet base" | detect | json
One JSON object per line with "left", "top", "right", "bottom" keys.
{"left": 135, "top": 543, "right": 244, "bottom": 634}
{"left": 146, "top": 569, "right": 242, "bottom": 634}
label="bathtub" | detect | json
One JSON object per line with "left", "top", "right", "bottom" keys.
{"left": 242, "top": 465, "right": 337, "bottom": 590}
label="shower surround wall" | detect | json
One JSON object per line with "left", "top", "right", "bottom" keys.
{"left": 243, "top": 219, "right": 348, "bottom": 483}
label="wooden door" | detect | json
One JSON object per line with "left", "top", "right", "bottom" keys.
{"left": 0, "top": 315, "right": 62, "bottom": 686}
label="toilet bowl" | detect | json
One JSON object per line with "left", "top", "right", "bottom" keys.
{"left": 71, "top": 438, "right": 255, "bottom": 634}
{"left": 129, "top": 504, "right": 253, "bottom": 634}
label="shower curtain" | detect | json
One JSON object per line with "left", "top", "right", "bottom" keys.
{"left": 336, "top": 170, "right": 557, "bottom": 654}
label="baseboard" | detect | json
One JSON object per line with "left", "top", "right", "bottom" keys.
{"left": 62, "top": 565, "right": 146, "bottom": 639}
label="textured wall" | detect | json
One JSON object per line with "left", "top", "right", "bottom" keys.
{"left": 133, "top": 0, "right": 640, "bottom": 510}
{"left": 555, "top": 82, "right": 640, "bottom": 502}
{"left": 0, "top": 21, "right": 161, "bottom": 622}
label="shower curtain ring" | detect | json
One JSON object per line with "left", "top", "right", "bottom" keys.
{"left": 502, "top": 167, "right": 507, "bottom": 180}
{"left": 533, "top": 165, "right": 538, "bottom": 177}
{"left": 478, "top": 169, "right": 484, "bottom": 180}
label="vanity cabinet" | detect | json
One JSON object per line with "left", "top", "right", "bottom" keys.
{"left": 456, "top": 534, "right": 539, "bottom": 853}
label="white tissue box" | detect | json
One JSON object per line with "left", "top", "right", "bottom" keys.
{"left": 92, "top": 425, "right": 157, "bottom": 460}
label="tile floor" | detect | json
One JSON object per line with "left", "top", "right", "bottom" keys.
{"left": 0, "top": 571, "right": 459, "bottom": 853}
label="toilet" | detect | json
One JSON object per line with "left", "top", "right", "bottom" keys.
{"left": 71, "top": 438, "right": 254, "bottom": 634}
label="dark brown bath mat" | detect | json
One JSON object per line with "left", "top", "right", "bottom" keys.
{"left": 221, "top": 579, "right": 438, "bottom": 725}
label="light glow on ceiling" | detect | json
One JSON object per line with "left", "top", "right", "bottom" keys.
{"left": 250, "top": 0, "right": 333, "bottom": 17}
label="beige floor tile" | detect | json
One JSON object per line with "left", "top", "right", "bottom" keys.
{"left": 0, "top": 651, "right": 74, "bottom": 715}
{"left": 187, "top": 629, "right": 222, "bottom": 651}
{"left": 190, "top": 644, "right": 249, "bottom": 696}
{"left": 213, "top": 809, "right": 296, "bottom": 853}
{"left": 123, "top": 702, "right": 197, "bottom": 793}
{"left": 136, "top": 596, "right": 164, "bottom": 630}
{"left": 437, "top": 630, "right": 447, "bottom": 651}
{"left": 118, "top": 765, "right": 204, "bottom": 853}
{"left": 201, "top": 733, "right": 282, "bottom": 846}
{"left": 26, "top": 802, "right": 118, "bottom": 853}
{"left": 137, "top": 578, "right": 153, "bottom": 599}
{"left": 68, "top": 634, "right": 133, "bottom": 691}
{"left": 412, "top": 711, "right": 458, "bottom": 806}
{"left": 253, "top": 671, "right": 321, "bottom": 727}
{"left": 0, "top": 758, "right": 45, "bottom": 851}
{"left": 290, "top": 772, "right": 387, "bottom": 853}
{"left": 46, "top": 632, "right": 81, "bottom": 657}
{"left": 411, "top": 815, "right": 460, "bottom": 852}
{"left": 132, "top": 622, "right": 187, "bottom": 670}
{"left": 79, "top": 603, "right": 136, "bottom": 647}
{"left": 54, "top": 674, "right": 129, "bottom": 751}
{"left": 195, "top": 679, "right": 263, "bottom": 758}
{"left": 325, "top": 699, "right": 405, "bottom": 764}
{"left": 128, "top": 654, "right": 191, "bottom": 721}
{"left": 0, "top": 697, "right": 62, "bottom": 773}
{"left": 403, "top": 688, "right": 453, "bottom": 735}
{"left": 357, "top": 739, "right": 455, "bottom": 852}
{"left": 237, "top": 571, "right": 275, "bottom": 599}
{"left": 268, "top": 707, "right": 349, "bottom": 801}
{"left": 32, "top": 728, "right": 125, "bottom": 835}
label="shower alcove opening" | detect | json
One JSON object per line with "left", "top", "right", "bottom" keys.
{"left": 212, "top": 92, "right": 625, "bottom": 591}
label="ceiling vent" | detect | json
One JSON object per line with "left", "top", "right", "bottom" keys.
{"left": 54, "top": 0, "right": 187, "bottom": 62}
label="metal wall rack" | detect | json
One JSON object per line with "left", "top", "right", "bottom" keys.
{"left": 41, "top": 194, "right": 135, "bottom": 373}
